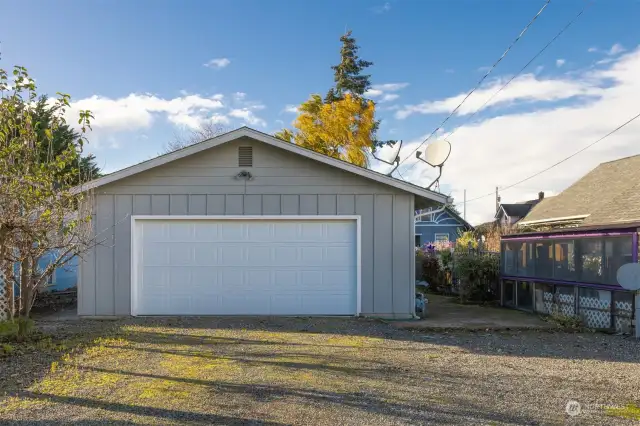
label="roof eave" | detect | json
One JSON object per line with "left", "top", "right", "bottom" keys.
{"left": 72, "top": 127, "right": 448, "bottom": 204}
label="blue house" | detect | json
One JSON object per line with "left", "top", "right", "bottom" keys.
{"left": 414, "top": 207, "right": 473, "bottom": 247}
{"left": 13, "top": 252, "right": 78, "bottom": 293}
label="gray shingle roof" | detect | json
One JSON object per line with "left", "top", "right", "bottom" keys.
{"left": 521, "top": 154, "right": 640, "bottom": 226}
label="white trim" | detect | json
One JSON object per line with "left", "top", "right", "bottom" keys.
{"left": 75, "top": 127, "right": 448, "bottom": 204}
{"left": 130, "top": 214, "right": 362, "bottom": 316}
{"left": 409, "top": 195, "right": 416, "bottom": 317}
{"left": 517, "top": 214, "right": 589, "bottom": 226}
{"left": 494, "top": 205, "right": 509, "bottom": 220}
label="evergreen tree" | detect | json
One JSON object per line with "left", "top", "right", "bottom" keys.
{"left": 325, "top": 30, "right": 373, "bottom": 103}
{"left": 325, "top": 31, "right": 394, "bottom": 151}
{"left": 33, "top": 96, "right": 101, "bottom": 183}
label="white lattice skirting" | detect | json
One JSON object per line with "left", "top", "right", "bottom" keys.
{"left": 0, "top": 270, "right": 9, "bottom": 321}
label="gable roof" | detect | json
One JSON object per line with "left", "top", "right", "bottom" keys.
{"left": 77, "top": 127, "right": 449, "bottom": 204}
{"left": 445, "top": 207, "right": 474, "bottom": 230}
{"left": 520, "top": 154, "right": 640, "bottom": 226}
{"left": 499, "top": 203, "right": 534, "bottom": 219}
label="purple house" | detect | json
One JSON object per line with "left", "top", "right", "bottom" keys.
{"left": 500, "top": 155, "right": 640, "bottom": 334}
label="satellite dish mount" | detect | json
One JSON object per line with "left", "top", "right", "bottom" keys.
{"left": 372, "top": 140, "right": 403, "bottom": 176}
{"left": 416, "top": 139, "right": 452, "bottom": 191}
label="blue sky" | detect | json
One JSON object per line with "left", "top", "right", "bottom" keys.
{"left": 2, "top": 0, "right": 639, "bottom": 223}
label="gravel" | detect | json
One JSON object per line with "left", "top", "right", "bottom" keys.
{"left": 0, "top": 317, "right": 639, "bottom": 425}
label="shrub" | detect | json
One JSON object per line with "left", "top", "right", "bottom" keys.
{"left": 454, "top": 252, "right": 500, "bottom": 303}
{"left": 455, "top": 230, "right": 478, "bottom": 252}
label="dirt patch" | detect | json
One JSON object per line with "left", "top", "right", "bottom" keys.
{"left": 397, "top": 294, "right": 555, "bottom": 331}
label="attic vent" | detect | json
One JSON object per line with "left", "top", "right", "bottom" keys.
{"left": 238, "top": 146, "right": 253, "bottom": 167}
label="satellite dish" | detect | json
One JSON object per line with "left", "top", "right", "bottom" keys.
{"left": 418, "top": 139, "right": 451, "bottom": 167}
{"left": 617, "top": 263, "right": 640, "bottom": 291}
{"left": 372, "top": 140, "right": 403, "bottom": 176}
{"left": 415, "top": 139, "right": 452, "bottom": 190}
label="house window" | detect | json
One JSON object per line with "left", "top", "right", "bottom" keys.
{"left": 434, "top": 233, "right": 449, "bottom": 243}
{"left": 415, "top": 235, "right": 421, "bottom": 247}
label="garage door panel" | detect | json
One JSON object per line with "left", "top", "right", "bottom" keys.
{"left": 168, "top": 222, "right": 193, "bottom": 240}
{"left": 324, "top": 246, "right": 354, "bottom": 265}
{"left": 143, "top": 245, "right": 168, "bottom": 266}
{"left": 220, "top": 246, "right": 245, "bottom": 266}
{"left": 134, "top": 218, "right": 357, "bottom": 316}
{"left": 168, "top": 244, "right": 194, "bottom": 266}
{"left": 193, "top": 244, "right": 219, "bottom": 265}
{"left": 142, "top": 221, "right": 167, "bottom": 242}
{"left": 247, "top": 222, "right": 273, "bottom": 241}
{"left": 327, "top": 222, "right": 354, "bottom": 242}
{"left": 247, "top": 246, "right": 272, "bottom": 264}
{"left": 301, "top": 222, "right": 324, "bottom": 240}
{"left": 303, "top": 295, "right": 353, "bottom": 315}
{"left": 221, "top": 223, "right": 244, "bottom": 240}
{"left": 194, "top": 222, "right": 219, "bottom": 241}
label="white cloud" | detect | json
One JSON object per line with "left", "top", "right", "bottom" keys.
{"left": 365, "top": 82, "right": 409, "bottom": 103}
{"left": 233, "top": 92, "right": 246, "bottom": 101}
{"left": 607, "top": 43, "right": 625, "bottom": 56}
{"left": 209, "top": 114, "right": 231, "bottom": 125}
{"left": 204, "top": 58, "right": 231, "bottom": 69}
{"left": 380, "top": 93, "right": 399, "bottom": 102}
{"left": 371, "top": 2, "right": 391, "bottom": 13}
{"left": 556, "top": 59, "right": 566, "bottom": 67}
{"left": 395, "top": 73, "right": 602, "bottom": 119}
{"left": 229, "top": 108, "right": 267, "bottom": 127}
{"left": 390, "top": 47, "right": 640, "bottom": 225}
{"left": 68, "top": 90, "right": 267, "bottom": 135}
{"left": 283, "top": 104, "right": 299, "bottom": 114}
{"left": 587, "top": 47, "right": 598, "bottom": 53}
{"left": 69, "top": 93, "right": 226, "bottom": 131}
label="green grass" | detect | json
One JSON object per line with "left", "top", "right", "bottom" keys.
{"left": 605, "top": 404, "right": 640, "bottom": 420}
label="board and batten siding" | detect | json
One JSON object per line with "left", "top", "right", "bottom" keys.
{"left": 79, "top": 137, "right": 416, "bottom": 318}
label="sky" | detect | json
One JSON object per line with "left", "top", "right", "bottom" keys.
{"left": 1, "top": 0, "right": 640, "bottom": 225}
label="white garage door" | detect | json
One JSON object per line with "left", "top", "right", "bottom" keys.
{"left": 132, "top": 217, "right": 358, "bottom": 316}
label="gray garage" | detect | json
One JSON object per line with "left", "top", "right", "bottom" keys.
{"left": 77, "top": 127, "right": 448, "bottom": 318}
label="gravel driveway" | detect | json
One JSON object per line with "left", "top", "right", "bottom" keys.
{"left": 1, "top": 317, "right": 639, "bottom": 425}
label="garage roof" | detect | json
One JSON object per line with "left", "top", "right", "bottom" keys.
{"left": 77, "top": 127, "right": 450, "bottom": 204}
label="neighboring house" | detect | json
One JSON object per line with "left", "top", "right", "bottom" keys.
{"left": 499, "top": 155, "right": 640, "bottom": 334}
{"left": 414, "top": 207, "right": 473, "bottom": 247}
{"left": 37, "top": 252, "right": 78, "bottom": 292}
{"left": 76, "top": 127, "right": 449, "bottom": 318}
{"left": 12, "top": 252, "right": 78, "bottom": 293}
{"left": 495, "top": 192, "right": 545, "bottom": 226}
{"left": 518, "top": 154, "right": 640, "bottom": 230}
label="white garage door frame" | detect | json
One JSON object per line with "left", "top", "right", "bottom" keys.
{"left": 130, "top": 215, "right": 362, "bottom": 316}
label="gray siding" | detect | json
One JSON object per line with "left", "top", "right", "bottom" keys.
{"left": 80, "top": 137, "right": 416, "bottom": 318}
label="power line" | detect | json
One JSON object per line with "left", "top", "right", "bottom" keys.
{"left": 398, "top": 0, "right": 551, "bottom": 169}
{"left": 444, "top": 0, "right": 593, "bottom": 142}
{"left": 457, "top": 111, "right": 640, "bottom": 205}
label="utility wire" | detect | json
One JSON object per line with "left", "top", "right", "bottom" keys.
{"left": 444, "top": 0, "right": 593, "bottom": 142}
{"left": 457, "top": 111, "right": 640, "bottom": 205}
{"left": 398, "top": 0, "right": 551, "bottom": 169}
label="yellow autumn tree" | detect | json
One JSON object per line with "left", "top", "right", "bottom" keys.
{"left": 275, "top": 93, "right": 376, "bottom": 167}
